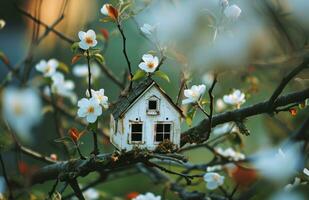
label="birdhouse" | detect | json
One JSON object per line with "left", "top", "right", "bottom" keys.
{"left": 110, "top": 78, "right": 184, "bottom": 151}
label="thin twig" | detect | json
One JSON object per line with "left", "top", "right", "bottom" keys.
{"left": 49, "top": 85, "right": 70, "bottom": 157}
{"left": 116, "top": 22, "right": 133, "bottom": 88}
{"left": 16, "top": 5, "right": 74, "bottom": 44}
{"left": 207, "top": 75, "right": 218, "bottom": 137}
{"left": 268, "top": 59, "right": 309, "bottom": 109}
{"left": 48, "top": 178, "right": 59, "bottom": 198}
{"left": 68, "top": 179, "right": 85, "bottom": 200}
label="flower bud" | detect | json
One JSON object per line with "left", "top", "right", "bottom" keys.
{"left": 50, "top": 153, "right": 58, "bottom": 161}
{"left": 100, "top": 4, "right": 119, "bottom": 21}
{"left": 69, "top": 128, "right": 80, "bottom": 142}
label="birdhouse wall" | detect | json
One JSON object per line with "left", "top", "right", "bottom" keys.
{"left": 110, "top": 85, "right": 182, "bottom": 151}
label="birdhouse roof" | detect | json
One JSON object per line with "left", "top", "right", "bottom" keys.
{"left": 111, "top": 77, "right": 184, "bottom": 119}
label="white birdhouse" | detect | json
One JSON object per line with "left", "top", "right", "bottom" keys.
{"left": 110, "top": 78, "right": 184, "bottom": 151}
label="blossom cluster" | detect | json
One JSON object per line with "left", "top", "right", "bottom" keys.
{"left": 36, "top": 58, "right": 77, "bottom": 103}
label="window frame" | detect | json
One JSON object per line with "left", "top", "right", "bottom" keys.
{"left": 154, "top": 122, "right": 173, "bottom": 143}
{"left": 146, "top": 96, "right": 160, "bottom": 115}
{"left": 129, "top": 122, "right": 144, "bottom": 144}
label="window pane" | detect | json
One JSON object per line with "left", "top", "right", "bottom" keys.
{"left": 164, "top": 134, "right": 170, "bottom": 140}
{"left": 132, "top": 133, "right": 142, "bottom": 141}
{"left": 164, "top": 124, "right": 171, "bottom": 132}
{"left": 156, "top": 134, "right": 163, "bottom": 142}
{"left": 148, "top": 100, "right": 157, "bottom": 110}
{"left": 156, "top": 124, "right": 164, "bottom": 132}
{"left": 132, "top": 124, "right": 142, "bottom": 132}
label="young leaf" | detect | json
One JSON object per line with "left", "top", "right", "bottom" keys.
{"left": 58, "top": 62, "right": 70, "bottom": 73}
{"left": 93, "top": 53, "right": 105, "bottom": 64}
{"left": 99, "top": 17, "right": 114, "bottom": 23}
{"left": 185, "top": 107, "right": 196, "bottom": 127}
{"left": 54, "top": 137, "right": 72, "bottom": 144}
{"left": 71, "top": 42, "right": 80, "bottom": 53}
{"left": 0, "top": 52, "right": 9, "bottom": 65}
{"left": 72, "top": 54, "right": 82, "bottom": 64}
{"left": 132, "top": 69, "right": 146, "bottom": 81}
{"left": 154, "top": 70, "right": 170, "bottom": 82}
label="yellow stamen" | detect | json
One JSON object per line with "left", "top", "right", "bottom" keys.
{"left": 87, "top": 106, "right": 94, "bottom": 113}
{"left": 147, "top": 62, "right": 155, "bottom": 68}
{"left": 85, "top": 37, "right": 93, "bottom": 45}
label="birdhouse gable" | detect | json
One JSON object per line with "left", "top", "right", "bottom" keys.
{"left": 110, "top": 78, "right": 183, "bottom": 151}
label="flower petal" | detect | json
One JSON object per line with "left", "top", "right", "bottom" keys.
{"left": 142, "top": 54, "right": 154, "bottom": 63}
{"left": 79, "top": 41, "right": 89, "bottom": 50}
{"left": 138, "top": 62, "right": 150, "bottom": 72}
{"left": 87, "top": 29, "right": 96, "bottom": 39}
{"left": 87, "top": 114, "right": 97, "bottom": 123}
{"left": 78, "top": 31, "right": 86, "bottom": 40}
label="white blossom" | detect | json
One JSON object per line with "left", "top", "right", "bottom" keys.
{"left": 83, "top": 188, "right": 99, "bottom": 200}
{"left": 0, "top": 19, "right": 6, "bottom": 29}
{"left": 215, "top": 147, "right": 245, "bottom": 161}
{"left": 284, "top": 177, "right": 307, "bottom": 192}
{"left": 224, "top": 4, "right": 242, "bottom": 20}
{"left": 212, "top": 123, "right": 237, "bottom": 136}
{"left": 303, "top": 168, "right": 309, "bottom": 176}
{"left": 51, "top": 72, "right": 77, "bottom": 104}
{"left": 86, "top": 89, "right": 109, "bottom": 109}
{"left": 2, "top": 87, "right": 42, "bottom": 142}
{"left": 253, "top": 146, "right": 301, "bottom": 181}
{"left": 100, "top": 4, "right": 109, "bottom": 15}
{"left": 140, "top": 24, "right": 156, "bottom": 35}
{"left": 77, "top": 97, "right": 102, "bottom": 123}
{"left": 73, "top": 64, "right": 101, "bottom": 80}
{"left": 202, "top": 73, "right": 214, "bottom": 87}
{"left": 35, "top": 59, "right": 58, "bottom": 77}
{"left": 132, "top": 192, "right": 161, "bottom": 200}
{"left": 78, "top": 29, "right": 97, "bottom": 50}
{"left": 182, "top": 84, "right": 206, "bottom": 105}
{"left": 215, "top": 98, "right": 227, "bottom": 112}
{"left": 207, "top": 165, "right": 223, "bottom": 172}
{"left": 203, "top": 172, "right": 225, "bottom": 190}
{"left": 223, "top": 89, "right": 245, "bottom": 107}
{"left": 138, "top": 54, "right": 159, "bottom": 73}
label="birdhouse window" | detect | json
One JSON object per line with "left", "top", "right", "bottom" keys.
{"left": 148, "top": 100, "right": 157, "bottom": 110}
{"left": 155, "top": 123, "right": 171, "bottom": 142}
{"left": 147, "top": 96, "right": 160, "bottom": 115}
{"left": 131, "top": 123, "right": 143, "bottom": 142}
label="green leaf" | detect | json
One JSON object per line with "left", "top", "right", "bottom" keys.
{"left": 42, "top": 105, "right": 53, "bottom": 114}
{"left": 147, "top": 50, "right": 157, "bottom": 55}
{"left": 93, "top": 53, "right": 105, "bottom": 64}
{"left": 99, "top": 17, "right": 113, "bottom": 23}
{"left": 185, "top": 107, "right": 196, "bottom": 127}
{"left": 58, "top": 62, "right": 70, "bottom": 73}
{"left": 154, "top": 70, "right": 170, "bottom": 82}
{"left": 54, "top": 137, "right": 72, "bottom": 144}
{"left": 71, "top": 42, "right": 80, "bottom": 53}
{"left": 132, "top": 69, "right": 146, "bottom": 81}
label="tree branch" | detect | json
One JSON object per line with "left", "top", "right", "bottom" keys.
{"left": 181, "top": 88, "right": 309, "bottom": 146}
{"left": 268, "top": 59, "right": 309, "bottom": 109}
{"left": 16, "top": 5, "right": 74, "bottom": 44}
